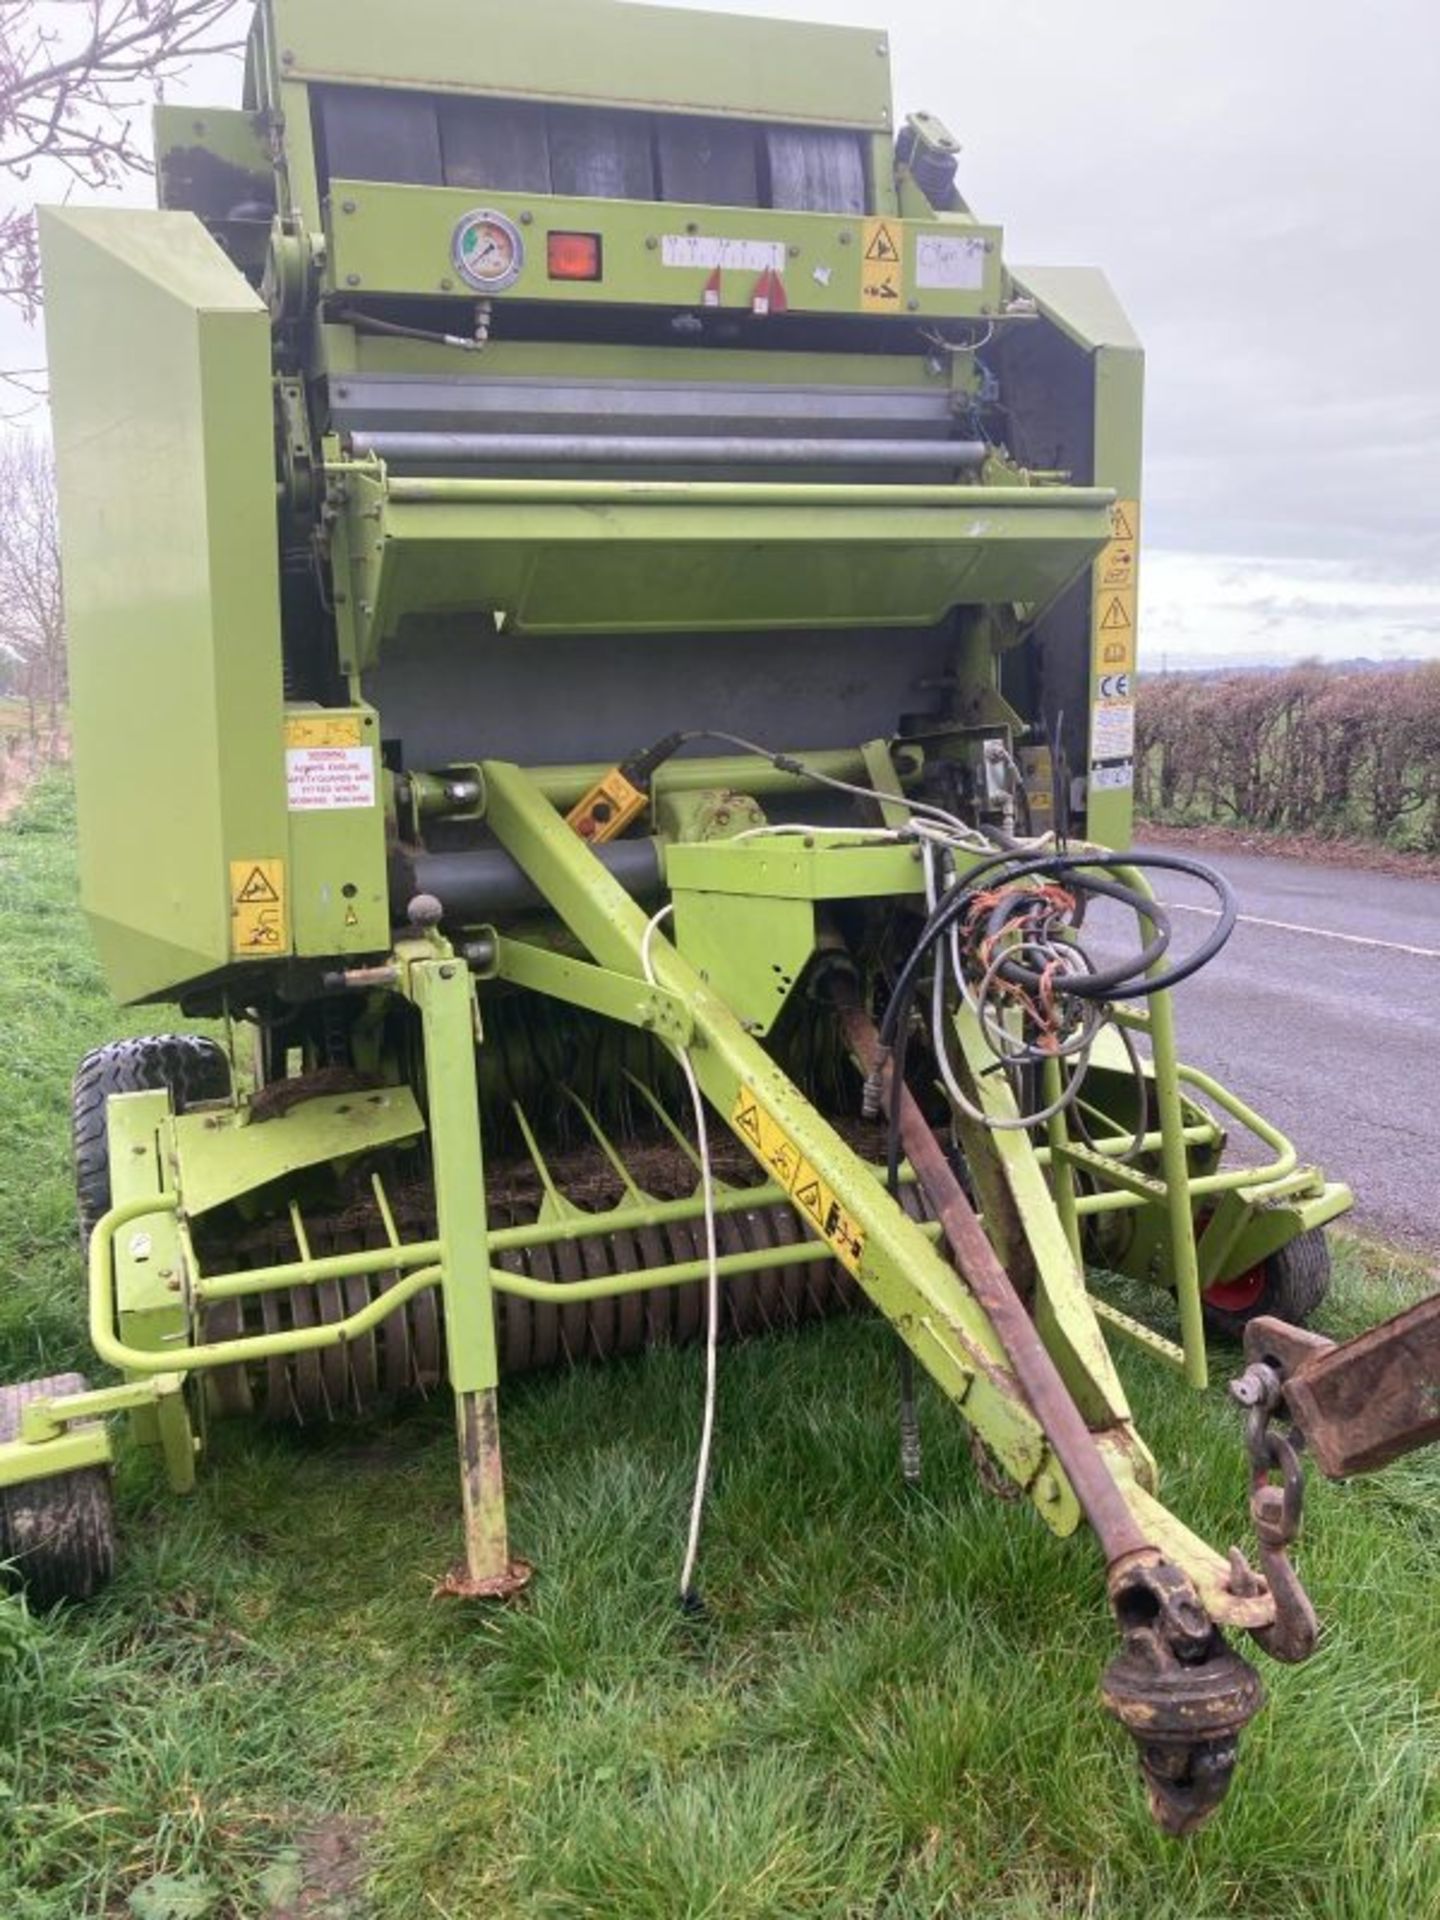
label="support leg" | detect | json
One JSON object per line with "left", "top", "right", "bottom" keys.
{"left": 410, "top": 956, "right": 530, "bottom": 1598}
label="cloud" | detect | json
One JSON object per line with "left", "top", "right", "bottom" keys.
{"left": 1141, "top": 550, "right": 1440, "bottom": 669}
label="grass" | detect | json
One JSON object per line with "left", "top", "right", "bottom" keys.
{"left": 2, "top": 773, "right": 1438, "bottom": 1918}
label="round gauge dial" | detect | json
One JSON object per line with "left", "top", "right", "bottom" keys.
{"left": 451, "top": 208, "right": 526, "bottom": 292}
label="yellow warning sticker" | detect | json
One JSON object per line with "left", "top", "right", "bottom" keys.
{"left": 860, "top": 218, "right": 904, "bottom": 312}
{"left": 732, "top": 1086, "right": 867, "bottom": 1274}
{"left": 1092, "top": 499, "right": 1139, "bottom": 673}
{"left": 284, "top": 713, "right": 363, "bottom": 750}
{"left": 229, "top": 858, "right": 288, "bottom": 959}
{"left": 1094, "top": 589, "right": 1137, "bottom": 674}
{"left": 1095, "top": 498, "right": 1139, "bottom": 592}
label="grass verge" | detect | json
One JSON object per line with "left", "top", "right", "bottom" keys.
{"left": 2, "top": 775, "right": 1437, "bottom": 1918}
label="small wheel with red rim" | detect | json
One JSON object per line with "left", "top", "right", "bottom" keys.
{"left": 1200, "top": 1227, "right": 1331, "bottom": 1342}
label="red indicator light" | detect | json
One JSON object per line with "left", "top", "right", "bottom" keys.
{"left": 547, "top": 231, "right": 603, "bottom": 281}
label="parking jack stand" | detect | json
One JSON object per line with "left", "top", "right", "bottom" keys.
{"left": 410, "top": 954, "right": 532, "bottom": 1598}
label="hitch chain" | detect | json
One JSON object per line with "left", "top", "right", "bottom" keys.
{"left": 1229, "top": 1361, "right": 1319, "bottom": 1665}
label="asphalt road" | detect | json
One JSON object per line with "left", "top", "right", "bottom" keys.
{"left": 1086, "top": 843, "right": 1440, "bottom": 1258}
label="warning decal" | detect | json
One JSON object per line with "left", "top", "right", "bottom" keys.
{"left": 1091, "top": 761, "right": 1134, "bottom": 792}
{"left": 1090, "top": 698, "right": 1135, "bottom": 762}
{"left": 284, "top": 714, "right": 375, "bottom": 812}
{"left": 860, "top": 218, "right": 904, "bottom": 311}
{"left": 731, "top": 1085, "right": 867, "bottom": 1274}
{"left": 915, "top": 231, "right": 987, "bottom": 291}
{"left": 286, "top": 746, "right": 376, "bottom": 812}
{"left": 661, "top": 234, "right": 785, "bottom": 273}
{"left": 229, "top": 858, "right": 288, "bottom": 958}
{"left": 1092, "top": 498, "right": 1140, "bottom": 676}
{"left": 284, "top": 714, "right": 363, "bottom": 750}
{"left": 1095, "top": 595, "right": 1136, "bottom": 674}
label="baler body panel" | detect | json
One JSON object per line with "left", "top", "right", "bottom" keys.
{"left": 41, "top": 0, "right": 1148, "bottom": 1007}
{"left": 269, "top": 0, "right": 895, "bottom": 128}
{"left": 323, "top": 180, "right": 1003, "bottom": 317}
{"left": 39, "top": 208, "right": 290, "bottom": 1002}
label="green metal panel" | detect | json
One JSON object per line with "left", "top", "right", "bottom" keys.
{"left": 1010, "top": 265, "right": 1142, "bottom": 354}
{"left": 671, "top": 891, "right": 816, "bottom": 1037}
{"left": 39, "top": 207, "right": 289, "bottom": 1002}
{"left": 1086, "top": 346, "right": 1143, "bottom": 849}
{"left": 153, "top": 104, "right": 273, "bottom": 207}
{"left": 666, "top": 834, "right": 926, "bottom": 901}
{"left": 171, "top": 1087, "right": 424, "bottom": 1216}
{"left": 1012, "top": 266, "right": 1143, "bottom": 849}
{"left": 270, "top": 0, "right": 895, "bottom": 129}
{"left": 326, "top": 182, "right": 1001, "bottom": 319}
{"left": 341, "top": 473, "right": 1115, "bottom": 655}
{"left": 108, "top": 1087, "right": 188, "bottom": 1448}
{"left": 0, "top": 1424, "right": 112, "bottom": 1490}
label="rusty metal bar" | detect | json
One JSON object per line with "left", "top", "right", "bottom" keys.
{"left": 838, "top": 1002, "right": 1151, "bottom": 1565}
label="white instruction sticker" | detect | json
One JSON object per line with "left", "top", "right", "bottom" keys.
{"left": 1091, "top": 699, "right": 1136, "bottom": 761}
{"left": 286, "top": 745, "right": 376, "bottom": 812}
{"left": 661, "top": 234, "right": 786, "bottom": 272}
{"left": 1090, "top": 761, "right": 1134, "bottom": 792}
{"left": 914, "top": 232, "right": 987, "bottom": 291}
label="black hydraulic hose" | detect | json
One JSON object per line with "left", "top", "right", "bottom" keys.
{"left": 654, "top": 729, "right": 1237, "bottom": 1080}
{"left": 976, "top": 869, "right": 1172, "bottom": 999}
{"left": 878, "top": 850, "right": 1237, "bottom": 1055}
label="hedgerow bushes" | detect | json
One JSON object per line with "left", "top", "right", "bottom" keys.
{"left": 1134, "top": 662, "right": 1440, "bottom": 849}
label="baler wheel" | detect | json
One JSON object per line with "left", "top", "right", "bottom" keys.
{"left": 1201, "top": 1227, "right": 1332, "bottom": 1341}
{"left": 0, "top": 1374, "right": 116, "bottom": 1606}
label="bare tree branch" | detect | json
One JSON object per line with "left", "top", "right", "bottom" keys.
{"left": 0, "top": 1, "right": 247, "bottom": 317}
{"left": 0, "top": 432, "right": 66, "bottom": 756}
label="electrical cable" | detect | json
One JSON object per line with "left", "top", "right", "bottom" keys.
{"left": 894, "top": 843, "right": 1235, "bottom": 1138}
{"left": 676, "top": 728, "right": 993, "bottom": 848}
{"left": 882, "top": 850, "right": 1236, "bottom": 1046}
{"left": 641, "top": 902, "right": 720, "bottom": 1610}
{"left": 641, "top": 728, "right": 1231, "bottom": 1150}
{"left": 920, "top": 839, "right": 1094, "bottom": 1130}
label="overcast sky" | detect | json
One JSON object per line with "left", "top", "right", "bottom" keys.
{"left": 10, "top": 0, "right": 1438, "bottom": 665}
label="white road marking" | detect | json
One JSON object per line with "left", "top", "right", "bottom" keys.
{"left": 1170, "top": 900, "right": 1440, "bottom": 960}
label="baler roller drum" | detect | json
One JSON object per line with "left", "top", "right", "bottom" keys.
{"left": 328, "top": 373, "right": 957, "bottom": 441}
{"left": 402, "top": 838, "right": 663, "bottom": 926}
{"left": 351, "top": 430, "right": 989, "bottom": 471}
{"left": 202, "top": 1194, "right": 880, "bottom": 1425}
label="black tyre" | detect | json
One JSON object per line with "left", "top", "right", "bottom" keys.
{"left": 72, "top": 1034, "right": 231, "bottom": 1243}
{"left": 0, "top": 1374, "right": 116, "bottom": 1605}
{"left": 1201, "top": 1227, "right": 1332, "bottom": 1342}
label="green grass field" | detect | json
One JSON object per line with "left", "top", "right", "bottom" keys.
{"left": 2, "top": 775, "right": 1438, "bottom": 1919}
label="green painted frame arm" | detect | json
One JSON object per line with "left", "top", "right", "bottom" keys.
{"left": 475, "top": 759, "right": 1278, "bottom": 1628}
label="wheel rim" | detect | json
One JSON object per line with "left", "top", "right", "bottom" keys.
{"left": 1202, "top": 1264, "right": 1267, "bottom": 1314}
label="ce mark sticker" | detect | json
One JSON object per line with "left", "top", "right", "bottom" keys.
{"left": 1098, "top": 672, "right": 1132, "bottom": 699}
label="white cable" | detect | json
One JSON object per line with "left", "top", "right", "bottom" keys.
{"left": 729, "top": 823, "right": 908, "bottom": 846}
{"left": 641, "top": 902, "right": 720, "bottom": 1601}
{"left": 687, "top": 729, "right": 993, "bottom": 849}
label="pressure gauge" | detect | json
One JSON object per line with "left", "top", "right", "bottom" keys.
{"left": 451, "top": 208, "right": 526, "bottom": 292}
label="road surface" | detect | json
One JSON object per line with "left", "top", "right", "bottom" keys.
{"left": 1087, "top": 843, "right": 1440, "bottom": 1258}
